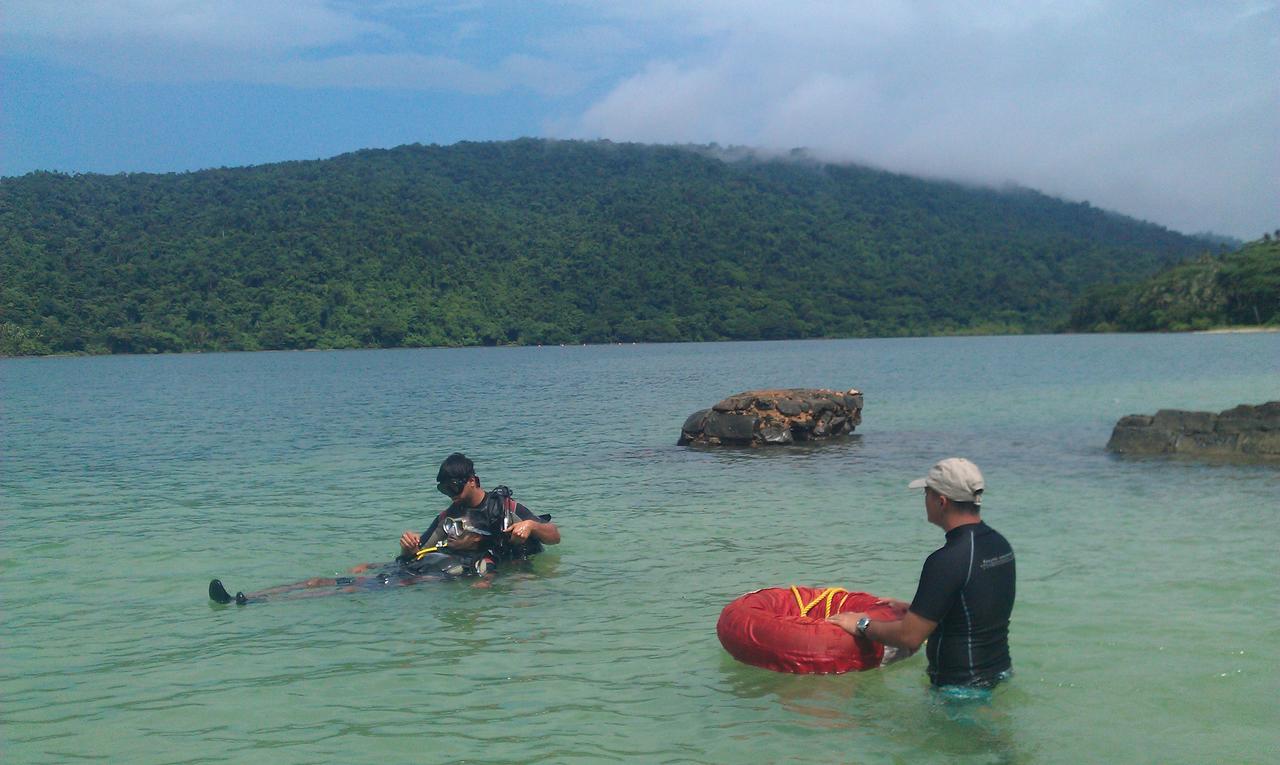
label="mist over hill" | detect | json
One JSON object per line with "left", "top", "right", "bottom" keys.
{"left": 0, "top": 139, "right": 1218, "bottom": 355}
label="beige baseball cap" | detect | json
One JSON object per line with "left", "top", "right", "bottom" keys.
{"left": 908, "top": 458, "right": 985, "bottom": 504}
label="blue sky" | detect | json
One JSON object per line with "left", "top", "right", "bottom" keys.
{"left": 3, "top": 1, "right": 1276, "bottom": 238}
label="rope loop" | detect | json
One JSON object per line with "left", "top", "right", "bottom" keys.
{"left": 790, "top": 586, "right": 851, "bottom": 619}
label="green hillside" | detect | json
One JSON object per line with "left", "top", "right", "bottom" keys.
{"left": 1066, "top": 236, "right": 1280, "bottom": 332}
{"left": 0, "top": 138, "right": 1217, "bottom": 355}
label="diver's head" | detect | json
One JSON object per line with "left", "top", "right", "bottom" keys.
{"left": 441, "top": 531, "right": 486, "bottom": 551}
{"left": 436, "top": 452, "right": 482, "bottom": 505}
{"left": 440, "top": 514, "right": 491, "bottom": 551}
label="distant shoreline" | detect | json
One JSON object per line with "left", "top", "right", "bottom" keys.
{"left": 1193, "top": 326, "right": 1280, "bottom": 334}
{"left": 5, "top": 327, "right": 1280, "bottom": 359}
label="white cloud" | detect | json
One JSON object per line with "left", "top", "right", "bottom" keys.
{"left": 533, "top": 24, "right": 642, "bottom": 59}
{"left": 1, "top": 0, "right": 574, "bottom": 95}
{"left": 266, "top": 52, "right": 581, "bottom": 95}
{"left": 4, "top": 0, "right": 384, "bottom": 53}
{"left": 570, "top": 1, "right": 1279, "bottom": 236}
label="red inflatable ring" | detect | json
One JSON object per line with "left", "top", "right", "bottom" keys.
{"left": 716, "top": 586, "right": 904, "bottom": 674}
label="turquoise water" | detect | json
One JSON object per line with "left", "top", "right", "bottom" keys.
{"left": 2, "top": 334, "right": 1277, "bottom": 764}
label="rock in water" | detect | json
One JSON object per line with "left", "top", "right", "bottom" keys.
{"left": 678, "top": 389, "right": 863, "bottom": 446}
{"left": 1106, "top": 401, "right": 1280, "bottom": 461}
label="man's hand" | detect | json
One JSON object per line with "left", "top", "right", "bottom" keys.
{"left": 828, "top": 611, "right": 869, "bottom": 636}
{"left": 506, "top": 519, "right": 538, "bottom": 542}
{"left": 830, "top": 609, "right": 937, "bottom": 652}
{"left": 399, "top": 531, "right": 421, "bottom": 556}
{"left": 506, "top": 518, "right": 560, "bottom": 544}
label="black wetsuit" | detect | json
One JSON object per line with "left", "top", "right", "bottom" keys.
{"left": 407, "top": 487, "right": 549, "bottom": 565}
{"left": 909, "top": 521, "right": 1016, "bottom": 688}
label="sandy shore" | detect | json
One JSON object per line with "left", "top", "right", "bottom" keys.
{"left": 1194, "top": 326, "right": 1280, "bottom": 334}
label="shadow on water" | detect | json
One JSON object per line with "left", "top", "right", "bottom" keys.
{"left": 675, "top": 435, "right": 866, "bottom": 463}
{"left": 719, "top": 654, "right": 883, "bottom": 713}
{"left": 597, "top": 439, "right": 871, "bottom": 491}
{"left": 916, "top": 686, "right": 1035, "bottom": 765}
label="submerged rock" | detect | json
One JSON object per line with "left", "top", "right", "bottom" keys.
{"left": 678, "top": 388, "right": 863, "bottom": 446}
{"left": 1106, "top": 401, "right": 1280, "bottom": 460}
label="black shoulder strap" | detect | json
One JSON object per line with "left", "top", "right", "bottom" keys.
{"left": 493, "top": 486, "right": 551, "bottom": 523}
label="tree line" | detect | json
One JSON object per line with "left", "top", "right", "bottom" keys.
{"left": 1, "top": 138, "right": 1223, "bottom": 356}
{"left": 1066, "top": 235, "right": 1279, "bottom": 332}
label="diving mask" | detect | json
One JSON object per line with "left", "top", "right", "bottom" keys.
{"left": 437, "top": 478, "right": 469, "bottom": 498}
{"left": 442, "top": 516, "right": 492, "bottom": 538}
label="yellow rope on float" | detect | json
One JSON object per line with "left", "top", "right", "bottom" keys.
{"left": 790, "top": 586, "right": 851, "bottom": 618}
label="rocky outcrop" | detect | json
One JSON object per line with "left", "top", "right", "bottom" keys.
{"left": 678, "top": 388, "right": 863, "bottom": 446}
{"left": 1106, "top": 401, "right": 1280, "bottom": 460}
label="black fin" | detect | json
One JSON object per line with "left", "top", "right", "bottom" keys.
{"left": 209, "top": 579, "right": 233, "bottom": 604}
{"left": 235, "top": 591, "right": 248, "bottom": 605}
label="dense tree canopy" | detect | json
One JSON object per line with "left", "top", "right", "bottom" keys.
{"left": 1, "top": 139, "right": 1221, "bottom": 355}
{"left": 1066, "top": 236, "right": 1279, "bottom": 332}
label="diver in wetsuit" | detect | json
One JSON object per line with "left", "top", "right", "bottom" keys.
{"left": 398, "top": 452, "right": 559, "bottom": 565}
{"left": 208, "top": 454, "right": 559, "bottom": 604}
{"left": 828, "top": 458, "right": 1015, "bottom": 691}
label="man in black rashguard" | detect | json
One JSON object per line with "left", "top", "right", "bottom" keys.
{"left": 830, "top": 458, "right": 1015, "bottom": 690}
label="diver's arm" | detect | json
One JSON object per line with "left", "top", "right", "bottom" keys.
{"left": 507, "top": 504, "right": 560, "bottom": 545}
{"left": 828, "top": 610, "right": 936, "bottom": 652}
{"left": 399, "top": 531, "right": 421, "bottom": 557}
{"left": 400, "top": 512, "right": 448, "bottom": 558}
{"left": 507, "top": 518, "right": 560, "bottom": 545}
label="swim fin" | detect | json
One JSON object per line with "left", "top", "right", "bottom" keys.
{"left": 209, "top": 579, "right": 248, "bottom": 605}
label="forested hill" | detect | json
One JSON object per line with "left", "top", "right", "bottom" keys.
{"left": 1, "top": 138, "right": 1218, "bottom": 355}
{"left": 1067, "top": 235, "right": 1280, "bottom": 332}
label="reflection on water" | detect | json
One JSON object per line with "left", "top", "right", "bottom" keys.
{"left": 920, "top": 691, "right": 1030, "bottom": 765}
{"left": 719, "top": 653, "right": 1031, "bottom": 763}
{"left": 678, "top": 434, "right": 867, "bottom": 461}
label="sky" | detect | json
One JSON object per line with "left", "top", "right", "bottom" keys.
{"left": 2, "top": 1, "right": 1276, "bottom": 239}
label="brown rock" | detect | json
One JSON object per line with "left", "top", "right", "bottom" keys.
{"left": 678, "top": 388, "right": 864, "bottom": 447}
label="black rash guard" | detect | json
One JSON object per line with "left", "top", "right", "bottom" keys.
{"left": 909, "top": 521, "right": 1016, "bottom": 687}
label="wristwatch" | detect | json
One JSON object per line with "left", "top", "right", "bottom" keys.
{"left": 855, "top": 616, "right": 872, "bottom": 637}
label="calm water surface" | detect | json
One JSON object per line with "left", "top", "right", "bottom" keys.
{"left": 3, "top": 334, "right": 1277, "bottom": 764}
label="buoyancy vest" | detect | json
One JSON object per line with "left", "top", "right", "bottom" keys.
{"left": 398, "top": 548, "right": 494, "bottom": 578}
{"left": 482, "top": 486, "right": 552, "bottom": 561}
{"left": 409, "top": 486, "right": 551, "bottom": 564}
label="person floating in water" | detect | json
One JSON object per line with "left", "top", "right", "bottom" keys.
{"left": 828, "top": 458, "right": 1016, "bottom": 693}
{"left": 209, "top": 453, "right": 560, "bottom": 604}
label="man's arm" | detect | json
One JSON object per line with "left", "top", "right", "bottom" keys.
{"left": 828, "top": 610, "right": 937, "bottom": 652}
{"left": 399, "top": 531, "right": 422, "bottom": 557}
{"left": 507, "top": 504, "right": 560, "bottom": 545}
{"left": 399, "top": 512, "right": 446, "bottom": 558}
{"left": 833, "top": 548, "right": 957, "bottom": 650}
{"left": 507, "top": 518, "right": 560, "bottom": 544}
